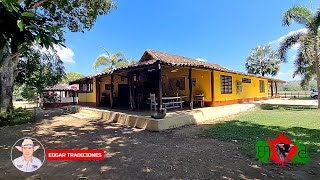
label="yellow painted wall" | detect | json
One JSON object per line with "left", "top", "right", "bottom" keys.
{"left": 213, "top": 70, "right": 268, "bottom": 101}
{"left": 191, "top": 69, "right": 212, "bottom": 101}
{"left": 78, "top": 78, "right": 97, "bottom": 103}
{"left": 99, "top": 75, "right": 128, "bottom": 97}
{"left": 161, "top": 67, "right": 212, "bottom": 102}
{"left": 77, "top": 68, "right": 269, "bottom": 104}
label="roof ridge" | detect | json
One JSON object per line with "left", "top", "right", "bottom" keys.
{"left": 146, "top": 49, "right": 229, "bottom": 70}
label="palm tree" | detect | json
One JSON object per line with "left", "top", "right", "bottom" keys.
{"left": 278, "top": 5, "right": 320, "bottom": 108}
{"left": 93, "top": 48, "right": 128, "bottom": 72}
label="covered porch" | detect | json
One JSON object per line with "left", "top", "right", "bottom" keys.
{"left": 41, "top": 84, "right": 79, "bottom": 108}
{"left": 268, "top": 80, "right": 285, "bottom": 98}
{"left": 95, "top": 61, "right": 212, "bottom": 114}
{"left": 67, "top": 102, "right": 256, "bottom": 131}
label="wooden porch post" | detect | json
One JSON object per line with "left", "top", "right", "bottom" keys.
{"left": 128, "top": 72, "right": 135, "bottom": 110}
{"left": 110, "top": 75, "right": 114, "bottom": 108}
{"left": 96, "top": 77, "right": 100, "bottom": 107}
{"left": 270, "top": 81, "right": 274, "bottom": 97}
{"left": 156, "top": 62, "right": 163, "bottom": 112}
{"left": 211, "top": 71, "right": 214, "bottom": 106}
{"left": 189, "top": 68, "right": 193, "bottom": 110}
{"left": 275, "top": 82, "right": 278, "bottom": 97}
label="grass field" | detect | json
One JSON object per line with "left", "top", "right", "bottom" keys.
{"left": 203, "top": 105, "right": 320, "bottom": 157}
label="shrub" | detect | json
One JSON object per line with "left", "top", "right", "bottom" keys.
{"left": 0, "top": 108, "right": 35, "bottom": 127}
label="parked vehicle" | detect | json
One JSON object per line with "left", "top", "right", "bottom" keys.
{"left": 15, "top": 98, "right": 24, "bottom": 101}
{"left": 310, "top": 90, "right": 318, "bottom": 99}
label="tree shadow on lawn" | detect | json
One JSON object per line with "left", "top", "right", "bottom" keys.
{"left": 202, "top": 120, "right": 320, "bottom": 158}
{"left": 260, "top": 104, "right": 317, "bottom": 111}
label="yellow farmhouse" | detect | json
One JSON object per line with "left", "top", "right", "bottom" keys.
{"left": 70, "top": 50, "right": 284, "bottom": 110}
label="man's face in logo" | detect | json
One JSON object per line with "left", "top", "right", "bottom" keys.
{"left": 22, "top": 146, "right": 34, "bottom": 159}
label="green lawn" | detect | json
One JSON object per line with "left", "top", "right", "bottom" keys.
{"left": 202, "top": 105, "right": 320, "bottom": 157}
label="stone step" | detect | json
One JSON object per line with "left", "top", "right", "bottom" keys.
{"left": 78, "top": 109, "right": 98, "bottom": 115}
{"left": 70, "top": 112, "right": 99, "bottom": 119}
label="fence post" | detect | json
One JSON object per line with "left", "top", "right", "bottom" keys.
{"left": 291, "top": 92, "right": 293, "bottom": 98}
{"left": 285, "top": 92, "right": 287, "bottom": 98}
{"left": 298, "top": 92, "right": 299, "bottom": 98}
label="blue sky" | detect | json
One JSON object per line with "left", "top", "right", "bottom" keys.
{"left": 58, "top": 0, "right": 317, "bottom": 81}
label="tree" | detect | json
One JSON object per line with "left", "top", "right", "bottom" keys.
{"left": 15, "top": 46, "right": 65, "bottom": 102}
{"left": 278, "top": 5, "right": 320, "bottom": 108}
{"left": 245, "top": 45, "right": 281, "bottom": 76}
{"left": 93, "top": 48, "right": 128, "bottom": 72}
{"left": 20, "top": 86, "right": 37, "bottom": 102}
{"left": 0, "top": 0, "right": 116, "bottom": 112}
{"left": 62, "top": 72, "right": 85, "bottom": 83}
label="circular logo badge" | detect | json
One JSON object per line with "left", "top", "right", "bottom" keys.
{"left": 11, "top": 137, "right": 45, "bottom": 172}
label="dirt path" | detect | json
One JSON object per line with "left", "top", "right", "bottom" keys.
{"left": 0, "top": 110, "right": 319, "bottom": 180}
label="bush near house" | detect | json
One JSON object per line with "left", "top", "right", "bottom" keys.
{"left": 0, "top": 108, "right": 35, "bottom": 127}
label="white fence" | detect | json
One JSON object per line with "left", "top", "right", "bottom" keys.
{"left": 43, "top": 97, "right": 78, "bottom": 103}
{"left": 60, "top": 97, "right": 78, "bottom": 103}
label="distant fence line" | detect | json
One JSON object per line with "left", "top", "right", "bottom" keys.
{"left": 274, "top": 91, "right": 311, "bottom": 98}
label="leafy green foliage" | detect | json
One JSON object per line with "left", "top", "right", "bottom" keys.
{"left": 62, "top": 72, "right": 85, "bottom": 83}
{"left": 0, "top": 0, "right": 116, "bottom": 112}
{"left": 1, "top": 0, "right": 116, "bottom": 51}
{"left": 0, "top": 107, "right": 35, "bottom": 127}
{"left": 278, "top": 80, "right": 317, "bottom": 91}
{"left": 0, "top": 0, "right": 65, "bottom": 52}
{"left": 278, "top": 5, "right": 320, "bottom": 96}
{"left": 245, "top": 45, "right": 281, "bottom": 76}
{"left": 15, "top": 45, "right": 65, "bottom": 93}
{"left": 21, "top": 86, "right": 37, "bottom": 102}
{"left": 282, "top": 6, "right": 313, "bottom": 27}
{"left": 21, "top": 0, "right": 117, "bottom": 32}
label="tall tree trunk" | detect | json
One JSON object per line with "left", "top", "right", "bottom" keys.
{"left": 315, "top": 58, "right": 320, "bottom": 108}
{"left": 0, "top": 54, "right": 19, "bottom": 113}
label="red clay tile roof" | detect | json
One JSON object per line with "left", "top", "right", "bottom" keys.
{"left": 69, "top": 49, "right": 286, "bottom": 84}
{"left": 141, "top": 50, "right": 285, "bottom": 83}
{"left": 43, "top": 84, "right": 78, "bottom": 91}
{"left": 141, "top": 49, "right": 229, "bottom": 71}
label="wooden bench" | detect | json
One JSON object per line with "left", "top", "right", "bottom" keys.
{"left": 163, "top": 101, "right": 184, "bottom": 110}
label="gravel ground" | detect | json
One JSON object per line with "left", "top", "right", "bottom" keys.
{"left": 0, "top": 109, "right": 319, "bottom": 180}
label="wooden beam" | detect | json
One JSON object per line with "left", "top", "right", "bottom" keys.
{"left": 96, "top": 77, "right": 100, "bottom": 107}
{"left": 110, "top": 75, "right": 114, "bottom": 108}
{"left": 156, "top": 62, "right": 163, "bottom": 112}
{"left": 189, "top": 68, "right": 193, "bottom": 110}
{"left": 211, "top": 70, "right": 214, "bottom": 106}
{"left": 270, "top": 82, "right": 274, "bottom": 97}
{"left": 128, "top": 72, "right": 135, "bottom": 110}
{"left": 275, "top": 82, "right": 278, "bottom": 97}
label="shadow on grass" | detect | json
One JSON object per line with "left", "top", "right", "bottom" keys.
{"left": 260, "top": 104, "right": 317, "bottom": 111}
{"left": 202, "top": 120, "right": 320, "bottom": 158}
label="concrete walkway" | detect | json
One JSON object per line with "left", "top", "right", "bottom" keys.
{"left": 251, "top": 98, "right": 318, "bottom": 106}
{"left": 68, "top": 103, "right": 257, "bottom": 131}
{"left": 160, "top": 103, "right": 257, "bottom": 130}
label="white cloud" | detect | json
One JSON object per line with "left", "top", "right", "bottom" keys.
{"left": 53, "top": 45, "right": 75, "bottom": 64}
{"left": 275, "top": 69, "right": 301, "bottom": 81}
{"left": 195, "top": 58, "right": 207, "bottom": 62}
